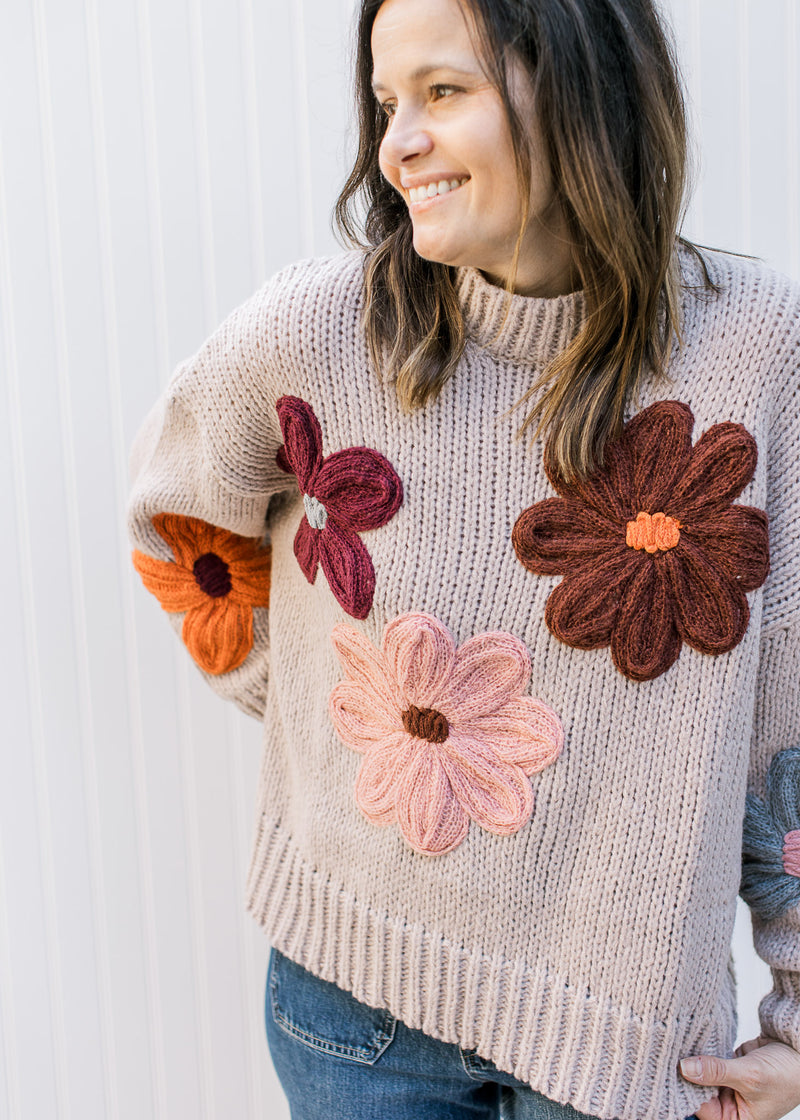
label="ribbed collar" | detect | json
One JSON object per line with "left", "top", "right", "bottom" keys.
{"left": 455, "top": 267, "right": 586, "bottom": 368}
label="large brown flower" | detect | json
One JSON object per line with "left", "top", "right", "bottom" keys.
{"left": 512, "top": 401, "right": 769, "bottom": 681}
{"left": 132, "top": 513, "right": 271, "bottom": 675}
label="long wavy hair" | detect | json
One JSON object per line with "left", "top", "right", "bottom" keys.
{"left": 335, "top": 0, "right": 713, "bottom": 480}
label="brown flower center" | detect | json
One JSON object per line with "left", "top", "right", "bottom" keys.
{"left": 193, "top": 552, "right": 232, "bottom": 598}
{"left": 626, "top": 511, "right": 681, "bottom": 554}
{"left": 402, "top": 705, "right": 449, "bottom": 744}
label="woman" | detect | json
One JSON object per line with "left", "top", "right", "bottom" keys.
{"left": 128, "top": 0, "right": 800, "bottom": 1116}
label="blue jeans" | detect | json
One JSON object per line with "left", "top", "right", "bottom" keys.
{"left": 265, "top": 948, "right": 604, "bottom": 1120}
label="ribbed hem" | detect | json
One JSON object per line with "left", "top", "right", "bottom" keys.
{"left": 246, "top": 816, "right": 727, "bottom": 1120}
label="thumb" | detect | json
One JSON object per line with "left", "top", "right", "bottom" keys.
{"left": 680, "top": 1056, "right": 737, "bottom": 1087}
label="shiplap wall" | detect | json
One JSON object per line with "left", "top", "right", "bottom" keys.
{"left": 1, "top": 2, "right": 798, "bottom": 1119}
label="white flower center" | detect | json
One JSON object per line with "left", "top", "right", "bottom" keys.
{"left": 303, "top": 493, "right": 328, "bottom": 530}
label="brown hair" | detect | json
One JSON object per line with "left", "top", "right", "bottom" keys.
{"left": 335, "top": 0, "right": 714, "bottom": 480}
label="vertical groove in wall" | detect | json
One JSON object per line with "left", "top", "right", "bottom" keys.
{"left": 31, "top": 0, "right": 79, "bottom": 1113}
{"left": 0, "top": 139, "right": 24, "bottom": 1120}
{"left": 189, "top": 0, "right": 217, "bottom": 329}
{"left": 291, "top": 0, "right": 315, "bottom": 257}
{"left": 131, "top": 1, "right": 171, "bottom": 1114}
{"left": 737, "top": 0, "right": 751, "bottom": 249}
{"left": 240, "top": 0, "right": 266, "bottom": 286}
{"left": 788, "top": 0, "right": 799, "bottom": 278}
{"left": 686, "top": 0, "right": 703, "bottom": 240}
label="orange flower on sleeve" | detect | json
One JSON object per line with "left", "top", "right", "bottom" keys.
{"left": 132, "top": 513, "right": 271, "bottom": 675}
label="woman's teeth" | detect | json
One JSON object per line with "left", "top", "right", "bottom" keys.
{"left": 408, "top": 178, "right": 468, "bottom": 203}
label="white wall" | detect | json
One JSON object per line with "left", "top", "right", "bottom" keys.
{"left": 0, "top": 1, "right": 797, "bottom": 1118}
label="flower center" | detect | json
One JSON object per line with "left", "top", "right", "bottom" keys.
{"left": 626, "top": 511, "right": 681, "bottom": 554}
{"left": 303, "top": 493, "right": 328, "bottom": 530}
{"left": 402, "top": 705, "right": 450, "bottom": 744}
{"left": 783, "top": 830, "right": 800, "bottom": 878}
{"left": 193, "top": 552, "right": 232, "bottom": 598}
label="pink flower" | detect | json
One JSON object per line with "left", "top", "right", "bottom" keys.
{"left": 276, "top": 396, "right": 403, "bottom": 619}
{"left": 329, "top": 612, "right": 564, "bottom": 856}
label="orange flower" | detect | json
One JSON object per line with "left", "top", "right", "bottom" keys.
{"left": 132, "top": 513, "right": 271, "bottom": 675}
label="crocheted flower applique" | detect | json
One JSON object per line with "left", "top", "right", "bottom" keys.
{"left": 275, "top": 396, "right": 403, "bottom": 620}
{"left": 512, "top": 400, "right": 769, "bottom": 682}
{"left": 741, "top": 747, "right": 800, "bottom": 922}
{"left": 329, "top": 612, "right": 564, "bottom": 856}
{"left": 132, "top": 513, "right": 271, "bottom": 675}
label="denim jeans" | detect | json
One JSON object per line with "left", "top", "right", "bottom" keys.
{"left": 265, "top": 948, "right": 609, "bottom": 1120}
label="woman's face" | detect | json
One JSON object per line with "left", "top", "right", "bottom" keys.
{"left": 372, "top": 0, "right": 575, "bottom": 297}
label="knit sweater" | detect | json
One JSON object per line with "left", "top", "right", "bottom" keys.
{"left": 128, "top": 246, "right": 800, "bottom": 1120}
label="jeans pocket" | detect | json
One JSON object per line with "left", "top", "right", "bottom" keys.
{"left": 268, "top": 949, "right": 396, "bottom": 1065}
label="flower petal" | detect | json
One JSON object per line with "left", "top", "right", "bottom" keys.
{"left": 152, "top": 512, "right": 217, "bottom": 568}
{"left": 182, "top": 598, "right": 253, "bottom": 675}
{"left": 314, "top": 448, "right": 403, "bottom": 532}
{"left": 683, "top": 506, "right": 769, "bottom": 592}
{"left": 625, "top": 400, "right": 694, "bottom": 511}
{"left": 440, "top": 743, "right": 534, "bottom": 835}
{"left": 741, "top": 789, "right": 800, "bottom": 922}
{"left": 354, "top": 735, "right": 417, "bottom": 824}
{"left": 227, "top": 546, "right": 273, "bottom": 608}
{"left": 329, "top": 679, "right": 403, "bottom": 753}
{"left": 382, "top": 613, "right": 457, "bottom": 708}
{"left": 670, "top": 421, "right": 758, "bottom": 519}
{"left": 611, "top": 560, "right": 681, "bottom": 681}
{"left": 544, "top": 548, "right": 640, "bottom": 650}
{"left": 512, "top": 497, "right": 616, "bottom": 576}
{"left": 438, "top": 632, "right": 531, "bottom": 720}
{"left": 294, "top": 518, "right": 320, "bottom": 583}
{"left": 663, "top": 540, "right": 749, "bottom": 655}
{"left": 766, "top": 746, "right": 800, "bottom": 835}
{"left": 276, "top": 396, "right": 324, "bottom": 490}
{"left": 396, "top": 744, "right": 469, "bottom": 855}
{"left": 132, "top": 550, "right": 207, "bottom": 612}
{"left": 317, "top": 522, "right": 376, "bottom": 619}
{"left": 463, "top": 698, "right": 564, "bottom": 774}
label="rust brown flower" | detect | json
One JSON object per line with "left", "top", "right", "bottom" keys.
{"left": 512, "top": 401, "right": 769, "bottom": 681}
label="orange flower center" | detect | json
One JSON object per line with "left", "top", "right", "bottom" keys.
{"left": 193, "top": 552, "right": 232, "bottom": 598}
{"left": 402, "top": 705, "right": 449, "bottom": 744}
{"left": 625, "top": 511, "right": 681, "bottom": 554}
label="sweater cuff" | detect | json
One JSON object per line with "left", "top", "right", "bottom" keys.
{"left": 753, "top": 912, "right": 800, "bottom": 1051}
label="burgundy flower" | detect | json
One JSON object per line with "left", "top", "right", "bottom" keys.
{"left": 276, "top": 396, "right": 403, "bottom": 619}
{"left": 512, "top": 401, "right": 769, "bottom": 681}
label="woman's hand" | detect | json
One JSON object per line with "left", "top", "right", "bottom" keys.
{"left": 680, "top": 1036, "right": 800, "bottom": 1120}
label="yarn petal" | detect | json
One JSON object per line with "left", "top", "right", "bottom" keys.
{"left": 132, "top": 551, "right": 207, "bottom": 612}
{"left": 181, "top": 598, "right": 253, "bottom": 675}
{"left": 276, "top": 396, "right": 324, "bottom": 491}
{"left": 317, "top": 522, "right": 376, "bottom": 619}
{"left": 354, "top": 736, "right": 417, "bottom": 824}
{"left": 611, "top": 560, "right": 681, "bottom": 681}
{"left": 396, "top": 745, "right": 469, "bottom": 855}
{"left": 438, "top": 632, "right": 530, "bottom": 720}
{"left": 315, "top": 448, "right": 403, "bottom": 532}
{"left": 464, "top": 698, "right": 564, "bottom": 774}
{"left": 293, "top": 517, "right": 321, "bottom": 584}
{"left": 547, "top": 440, "right": 634, "bottom": 523}
{"left": 625, "top": 400, "right": 694, "bottom": 511}
{"left": 441, "top": 742, "right": 534, "bottom": 835}
{"left": 664, "top": 540, "right": 749, "bottom": 655}
{"left": 512, "top": 497, "right": 617, "bottom": 576}
{"left": 150, "top": 512, "right": 216, "bottom": 567}
{"left": 330, "top": 624, "right": 405, "bottom": 711}
{"left": 226, "top": 545, "right": 273, "bottom": 607}
{"left": 545, "top": 549, "right": 640, "bottom": 650}
{"left": 766, "top": 746, "right": 800, "bottom": 835}
{"left": 329, "top": 679, "right": 403, "bottom": 752}
{"left": 670, "top": 421, "right": 758, "bottom": 518}
{"left": 685, "top": 506, "right": 769, "bottom": 592}
{"left": 382, "top": 613, "right": 457, "bottom": 709}
{"left": 741, "top": 790, "right": 800, "bottom": 922}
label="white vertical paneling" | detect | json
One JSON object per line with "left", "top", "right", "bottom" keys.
{"left": 1, "top": 1, "right": 798, "bottom": 1119}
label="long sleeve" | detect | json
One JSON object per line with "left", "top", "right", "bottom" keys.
{"left": 127, "top": 279, "right": 292, "bottom": 719}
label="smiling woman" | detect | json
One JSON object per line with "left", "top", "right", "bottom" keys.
{"left": 126, "top": 0, "right": 800, "bottom": 1118}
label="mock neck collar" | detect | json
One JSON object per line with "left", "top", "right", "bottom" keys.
{"left": 455, "top": 267, "right": 586, "bottom": 368}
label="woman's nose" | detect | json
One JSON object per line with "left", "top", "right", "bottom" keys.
{"left": 379, "top": 108, "right": 434, "bottom": 167}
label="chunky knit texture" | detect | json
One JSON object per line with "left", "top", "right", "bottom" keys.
{"left": 128, "top": 246, "right": 800, "bottom": 1120}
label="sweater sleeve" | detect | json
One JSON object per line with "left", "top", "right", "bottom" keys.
{"left": 744, "top": 311, "right": 800, "bottom": 1050}
{"left": 127, "top": 277, "right": 294, "bottom": 720}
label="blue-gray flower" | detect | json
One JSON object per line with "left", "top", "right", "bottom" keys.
{"left": 741, "top": 746, "right": 800, "bottom": 922}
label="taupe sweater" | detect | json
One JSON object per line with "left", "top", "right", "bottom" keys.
{"left": 128, "top": 247, "right": 800, "bottom": 1120}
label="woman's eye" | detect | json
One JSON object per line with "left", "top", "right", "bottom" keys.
{"left": 431, "top": 84, "right": 459, "bottom": 101}
{"left": 379, "top": 100, "right": 397, "bottom": 118}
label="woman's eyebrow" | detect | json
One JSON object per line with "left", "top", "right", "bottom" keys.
{"left": 371, "top": 64, "right": 480, "bottom": 93}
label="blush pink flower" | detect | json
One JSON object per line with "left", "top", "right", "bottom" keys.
{"left": 329, "top": 612, "right": 564, "bottom": 856}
